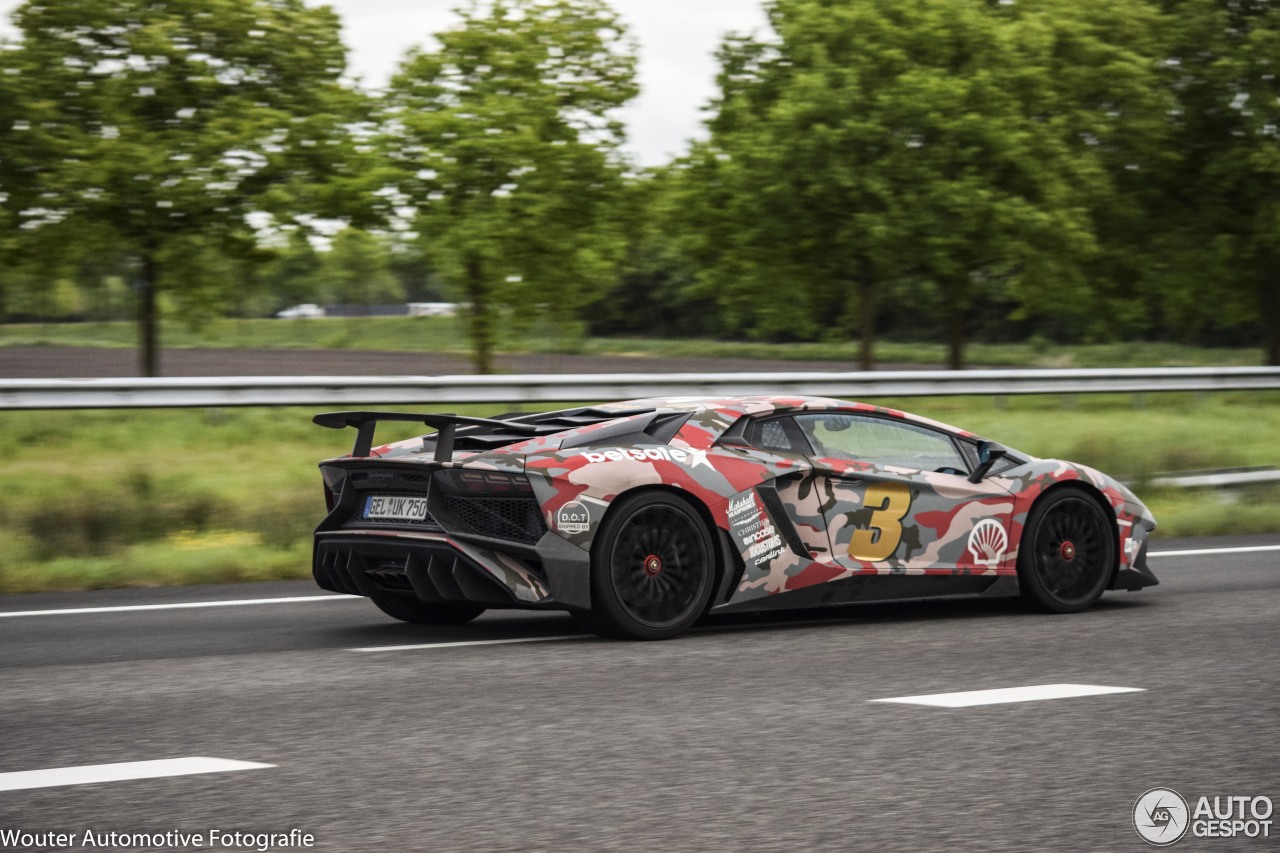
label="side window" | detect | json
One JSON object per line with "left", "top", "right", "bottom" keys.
{"left": 739, "top": 416, "right": 808, "bottom": 454}
{"left": 795, "top": 413, "right": 967, "bottom": 473}
{"left": 759, "top": 419, "right": 794, "bottom": 452}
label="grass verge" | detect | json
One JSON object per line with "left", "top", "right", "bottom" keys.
{"left": 0, "top": 392, "right": 1276, "bottom": 594}
{"left": 1, "top": 317, "right": 1268, "bottom": 367}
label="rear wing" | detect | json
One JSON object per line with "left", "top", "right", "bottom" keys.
{"left": 313, "top": 411, "right": 541, "bottom": 461}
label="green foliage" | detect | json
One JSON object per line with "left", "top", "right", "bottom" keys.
{"left": 382, "top": 0, "right": 639, "bottom": 372}
{"left": 253, "top": 231, "right": 324, "bottom": 311}
{"left": 661, "top": 0, "right": 1172, "bottom": 369}
{"left": 1149, "top": 0, "right": 1280, "bottom": 363}
{"left": 315, "top": 228, "right": 404, "bottom": 306}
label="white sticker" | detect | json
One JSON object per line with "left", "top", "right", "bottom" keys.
{"left": 555, "top": 501, "right": 591, "bottom": 535}
{"left": 966, "top": 518, "right": 1009, "bottom": 567}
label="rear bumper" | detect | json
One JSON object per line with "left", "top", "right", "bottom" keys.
{"left": 313, "top": 530, "right": 592, "bottom": 610}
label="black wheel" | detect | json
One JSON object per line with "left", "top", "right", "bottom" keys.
{"left": 586, "top": 491, "right": 716, "bottom": 640}
{"left": 369, "top": 592, "right": 485, "bottom": 625}
{"left": 1017, "top": 487, "right": 1116, "bottom": 613}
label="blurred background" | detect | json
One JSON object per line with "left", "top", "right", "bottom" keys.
{"left": 0, "top": 0, "right": 1277, "bottom": 593}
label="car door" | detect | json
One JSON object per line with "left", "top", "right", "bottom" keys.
{"left": 791, "top": 412, "right": 1018, "bottom": 575}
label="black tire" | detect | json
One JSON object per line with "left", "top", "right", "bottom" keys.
{"left": 369, "top": 592, "right": 485, "bottom": 625}
{"left": 585, "top": 491, "right": 716, "bottom": 640}
{"left": 1017, "top": 487, "right": 1116, "bottom": 613}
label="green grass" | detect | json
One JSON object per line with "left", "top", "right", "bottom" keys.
{"left": 0, "top": 392, "right": 1276, "bottom": 594}
{"left": 0, "top": 317, "right": 1267, "bottom": 367}
{"left": 578, "top": 337, "right": 1266, "bottom": 368}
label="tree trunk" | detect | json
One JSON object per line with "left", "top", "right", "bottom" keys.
{"left": 858, "top": 266, "right": 875, "bottom": 371}
{"left": 946, "top": 278, "right": 966, "bottom": 371}
{"left": 466, "top": 257, "right": 493, "bottom": 375}
{"left": 138, "top": 252, "right": 159, "bottom": 377}
{"left": 1261, "top": 270, "right": 1280, "bottom": 366}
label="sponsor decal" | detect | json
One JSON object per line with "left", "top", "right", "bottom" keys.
{"left": 966, "top": 518, "right": 1009, "bottom": 568}
{"left": 741, "top": 524, "right": 777, "bottom": 546}
{"left": 555, "top": 500, "right": 591, "bottom": 535}
{"left": 728, "top": 493, "right": 757, "bottom": 518}
{"left": 580, "top": 447, "right": 712, "bottom": 470}
{"left": 1132, "top": 788, "right": 1273, "bottom": 845}
{"left": 748, "top": 535, "right": 783, "bottom": 561}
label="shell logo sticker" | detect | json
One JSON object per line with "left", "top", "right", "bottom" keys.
{"left": 966, "top": 518, "right": 1009, "bottom": 567}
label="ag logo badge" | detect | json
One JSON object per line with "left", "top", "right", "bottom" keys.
{"left": 1133, "top": 788, "right": 1190, "bottom": 846}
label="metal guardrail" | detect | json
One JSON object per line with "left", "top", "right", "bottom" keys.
{"left": 0, "top": 366, "right": 1277, "bottom": 410}
{"left": 1146, "top": 467, "right": 1280, "bottom": 489}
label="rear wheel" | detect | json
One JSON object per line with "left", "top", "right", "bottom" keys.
{"left": 586, "top": 491, "right": 716, "bottom": 640}
{"left": 1018, "top": 487, "right": 1115, "bottom": 613}
{"left": 370, "top": 592, "right": 485, "bottom": 625}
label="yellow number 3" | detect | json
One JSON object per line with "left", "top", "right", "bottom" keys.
{"left": 848, "top": 482, "right": 912, "bottom": 562}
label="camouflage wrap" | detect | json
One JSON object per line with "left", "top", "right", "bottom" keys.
{"left": 314, "top": 395, "right": 1156, "bottom": 612}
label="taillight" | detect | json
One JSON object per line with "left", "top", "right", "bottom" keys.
{"left": 436, "top": 469, "right": 534, "bottom": 495}
{"left": 320, "top": 467, "right": 344, "bottom": 511}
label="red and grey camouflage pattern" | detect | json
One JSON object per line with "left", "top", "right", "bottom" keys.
{"left": 327, "top": 395, "right": 1154, "bottom": 610}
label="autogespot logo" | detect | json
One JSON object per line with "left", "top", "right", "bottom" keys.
{"left": 1134, "top": 788, "right": 1191, "bottom": 846}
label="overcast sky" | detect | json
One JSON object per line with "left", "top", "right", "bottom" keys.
{"left": 0, "top": 0, "right": 771, "bottom": 166}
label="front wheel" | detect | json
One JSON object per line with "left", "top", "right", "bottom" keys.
{"left": 370, "top": 592, "right": 485, "bottom": 625}
{"left": 585, "top": 491, "right": 716, "bottom": 640}
{"left": 1017, "top": 488, "right": 1116, "bottom": 613}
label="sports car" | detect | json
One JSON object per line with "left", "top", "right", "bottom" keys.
{"left": 311, "top": 396, "right": 1158, "bottom": 640}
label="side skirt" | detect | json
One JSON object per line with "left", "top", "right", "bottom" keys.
{"left": 711, "top": 574, "right": 1011, "bottom": 615}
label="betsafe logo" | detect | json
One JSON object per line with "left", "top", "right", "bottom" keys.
{"left": 1134, "top": 788, "right": 1190, "bottom": 846}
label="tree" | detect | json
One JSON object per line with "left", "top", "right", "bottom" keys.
{"left": 382, "top": 0, "right": 638, "bottom": 373}
{"left": 255, "top": 230, "right": 324, "bottom": 312}
{"left": 1155, "top": 0, "right": 1280, "bottom": 364}
{"left": 315, "top": 228, "right": 403, "bottom": 308}
{"left": 993, "top": 0, "right": 1174, "bottom": 346}
{"left": 681, "top": 0, "right": 1167, "bottom": 368}
{"left": 585, "top": 168, "right": 718, "bottom": 340}
{"left": 2, "top": 0, "right": 358, "bottom": 374}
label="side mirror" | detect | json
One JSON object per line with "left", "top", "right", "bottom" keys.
{"left": 968, "top": 440, "right": 1010, "bottom": 484}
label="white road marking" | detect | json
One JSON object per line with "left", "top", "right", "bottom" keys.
{"left": 349, "top": 635, "right": 587, "bottom": 652}
{"left": 870, "top": 683, "right": 1145, "bottom": 708}
{"left": 0, "top": 542, "right": 1269, "bottom": 621}
{"left": 0, "top": 595, "right": 360, "bottom": 619}
{"left": 1150, "top": 544, "right": 1280, "bottom": 558}
{"left": 0, "top": 757, "right": 274, "bottom": 793}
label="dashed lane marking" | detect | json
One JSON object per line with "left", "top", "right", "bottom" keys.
{"left": 0, "top": 757, "right": 274, "bottom": 792}
{"left": 0, "top": 595, "right": 360, "bottom": 619}
{"left": 349, "top": 635, "right": 588, "bottom": 652}
{"left": 869, "top": 683, "right": 1145, "bottom": 708}
{"left": 1150, "top": 544, "right": 1280, "bottom": 558}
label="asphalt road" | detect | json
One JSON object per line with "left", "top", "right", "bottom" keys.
{"left": 1, "top": 534, "right": 1277, "bottom": 852}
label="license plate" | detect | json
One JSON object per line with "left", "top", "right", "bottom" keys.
{"left": 363, "top": 495, "right": 430, "bottom": 522}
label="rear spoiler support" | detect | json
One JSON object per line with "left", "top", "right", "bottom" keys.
{"left": 313, "top": 411, "right": 540, "bottom": 462}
